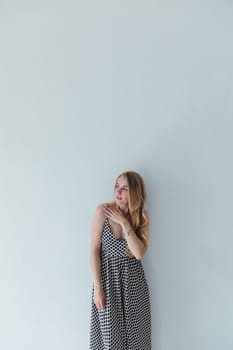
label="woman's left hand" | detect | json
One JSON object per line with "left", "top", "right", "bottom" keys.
{"left": 104, "top": 205, "right": 127, "bottom": 226}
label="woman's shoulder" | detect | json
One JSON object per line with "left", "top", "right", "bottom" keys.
{"left": 91, "top": 203, "right": 107, "bottom": 225}
{"left": 93, "top": 202, "right": 114, "bottom": 219}
{"left": 95, "top": 201, "right": 114, "bottom": 211}
{"left": 94, "top": 203, "right": 105, "bottom": 217}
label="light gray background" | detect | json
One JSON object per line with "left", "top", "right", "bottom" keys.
{"left": 0, "top": 1, "right": 233, "bottom": 349}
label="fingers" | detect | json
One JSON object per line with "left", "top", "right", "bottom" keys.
{"left": 95, "top": 300, "right": 105, "bottom": 311}
{"left": 99, "top": 303, "right": 105, "bottom": 311}
{"left": 104, "top": 206, "right": 113, "bottom": 215}
{"left": 104, "top": 206, "right": 120, "bottom": 218}
{"left": 104, "top": 207, "right": 114, "bottom": 220}
{"left": 104, "top": 205, "right": 119, "bottom": 214}
{"left": 94, "top": 292, "right": 106, "bottom": 311}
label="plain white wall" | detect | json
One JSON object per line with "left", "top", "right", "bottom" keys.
{"left": 0, "top": 1, "right": 233, "bottom": 349}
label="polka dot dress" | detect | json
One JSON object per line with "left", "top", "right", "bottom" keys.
{"left": 90, "top": 219, "right": 151, "bottom": 350}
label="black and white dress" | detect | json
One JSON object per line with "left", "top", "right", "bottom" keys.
{"left": 90, "top": 219, "right": 151, "bottom": 350}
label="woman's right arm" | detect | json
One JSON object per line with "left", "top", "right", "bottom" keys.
{"left": 90, "top": 204, "right": 106, "bottom": 310}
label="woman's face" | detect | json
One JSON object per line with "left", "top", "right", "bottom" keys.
{"left": 114, "top": 175, "right": 129, "bottom": 209}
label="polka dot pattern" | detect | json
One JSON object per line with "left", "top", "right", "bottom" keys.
{"left": 90, "top": 219, "right": 151, "bottom": 349}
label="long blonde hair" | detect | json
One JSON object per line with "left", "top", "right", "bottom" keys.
{"left": 116, "top": 171, "right": 148, "bottom": 249}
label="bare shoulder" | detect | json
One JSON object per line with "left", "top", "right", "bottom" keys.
{"left": 93, "top": 202, "right": 114, "bottom": 222}
{"left": 92, "top": 201, "right": 115, "bottom": 226}
{"left": 96, "top": 202, "right": 106, "bottom": 212}
{"left": 93, "top": 203, "right": 106, "bottom": 220}
{"left": 102, "top": 201, "right": 115, "bottom": 209}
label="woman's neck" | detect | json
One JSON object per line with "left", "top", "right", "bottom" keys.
{"left": 115, "top": 203, "right": 129, "bottom": 214}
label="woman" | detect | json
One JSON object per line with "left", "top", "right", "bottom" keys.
{"left": 89, "top": 171, "right": 151, "bottom": 350}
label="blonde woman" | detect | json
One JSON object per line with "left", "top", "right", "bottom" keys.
{"left": 89, "top": 171, "right": 151, "bottom": 350}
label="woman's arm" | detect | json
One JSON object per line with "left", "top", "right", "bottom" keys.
{"left": 90, "top": 204, "right": 106, "bottom": 310}
{"left": 104, "top": 206, "right": 149, "bottom": 260}
{"left": 121, "top": 215, "right": 149, "bottom": 260}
